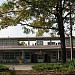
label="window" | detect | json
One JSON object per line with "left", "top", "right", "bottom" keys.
{"left": 10, "top": 52, "right": 14, "bottom": 59}
{"left": 38, "top": 55, "right": 43, "bottom": 59}
{"left": 25, "top": 52, "right": 30, "bottom": 59}
{"left": 58, "top": 42, "right": 61, "bottom": 45}
{"left": 36, "top": 40, "right": 43, "bottom": 45}
{"left": 51, "top": 51, "right": 57, "bottom": 59}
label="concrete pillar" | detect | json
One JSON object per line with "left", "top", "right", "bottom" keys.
{"left": 22, "top": 50, "right": 24, "bottom": 59}
{"left": 28, "top": 38, "right": 30, "bottom": 46}
{"left": 57, "top": 49, "right": 60, "bottom": 62}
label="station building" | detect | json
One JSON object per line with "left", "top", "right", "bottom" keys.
{"left": 0, "top": 37, "right": 74, "bottom": 63}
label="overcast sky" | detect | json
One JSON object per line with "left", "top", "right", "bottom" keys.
{"left": 0, "top": 0, "right": 37, "bottom": 37}
{"left": 0, "top": 0, "right": 6, "bottom": 4}
{"left": 0, "top": 0, "right": 75, "bottom": 37}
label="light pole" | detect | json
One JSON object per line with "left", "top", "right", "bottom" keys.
{"left": 69, "top": 0, "right": 73, "bottom": 61}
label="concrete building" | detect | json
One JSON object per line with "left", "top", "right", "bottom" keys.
{"left": 0, "top": 37, "right": 74, "bottom": 63}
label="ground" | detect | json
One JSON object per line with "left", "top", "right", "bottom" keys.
{"left": 3, "top": 64, "right": 75, "bottom": 75}
{"left": 4, "top": 63, "right": 34, "bottom": 70}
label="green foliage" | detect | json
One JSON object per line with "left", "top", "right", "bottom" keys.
{"left": 0, "top": 64, "right": 16, "bottom": 75}
{"left": 1, "top": 1, "right": 14, "bottom": 11}
{"left": 0, "top": 0, "right": 57, "bottom": 35}
{"left": 36, "top": 29, "right": 44, "bottom": 36}
{"left": 0, "top": 64, "right": 9, "bottom": 72}
{"left": 32, "top": 60, "right": 75, "bottom": 71}
{"left": 10, "top": 70, "right": 16, "bottom": 75}
{"left": 0, "top": 0, "right": 75, "bottom": 36}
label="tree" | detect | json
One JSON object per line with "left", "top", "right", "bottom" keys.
{"left": 0, "top": 0, "right": 75, "bottom": 63}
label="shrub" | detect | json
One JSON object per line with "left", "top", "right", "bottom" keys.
{"left": 0, "top": 64, "right": 9, "bottom": 72}
{"left": 32, "top": 60, "right": 75, "bottom": 71}
{"left": 10, "top": 70, "right": 16, "bottom": 75}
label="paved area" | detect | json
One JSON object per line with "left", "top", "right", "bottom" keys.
{"left": 4, "top": 64, "right": 34, "bottom": 70}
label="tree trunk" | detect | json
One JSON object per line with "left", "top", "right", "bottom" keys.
{"left": 58, "top": 15, "right": 66, "bottom": 63}
{"left": 56, "top": 0, "right": 66, "bottom": 63}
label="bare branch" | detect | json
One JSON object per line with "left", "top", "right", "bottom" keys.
{"left": 0, "top": 9, "right": 29, "bottom": 14}
{"left": 63, "top": 12, "right": 70, "bottom": 19}
{"left": 63, "top": 9, "right": 74, "bottom": 20}
{"left": 21, "top": 23, "right": 58, "bottom": 30}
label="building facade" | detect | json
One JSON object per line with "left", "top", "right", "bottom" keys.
{"left": 0, "top": 37, "right": 74, "bottom": 63}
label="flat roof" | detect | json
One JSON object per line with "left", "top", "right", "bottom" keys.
{"left": 0, "top": 37, "right": 73, "bottom": 41}
{"left": 0, "top": 45, "right": 74, "bottom": 50}
{"left": 0, "top": 45, "right": 60, "bottom": 50}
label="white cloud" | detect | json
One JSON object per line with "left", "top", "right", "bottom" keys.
{"left": 0, "top": 25, "right": 35, "bottom": 37}
{"left": 0, "top": 0, "right": 6, "bottom": 5}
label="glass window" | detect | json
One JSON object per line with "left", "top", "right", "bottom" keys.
{"left": 10, "top": 52, "right": 14, "bottom": 59}
{"left": 36, "top": 40, "right": 43, "bottom": 45}
{"left": 38, "top": 55, "right": 43, "bottom": 59}
{"left": 25, "top": 52, "right": 30, "bottom": 59}
{"left": 51, "top": 51, "right": 57, "bottom": 59}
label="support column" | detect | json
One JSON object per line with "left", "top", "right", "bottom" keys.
{"left": 57, "top": 49, "right": 60, "bottom": 62}
{"left": 22, "top": 50, "right": 24, "bottom": 60}
{"left": 69, "top": 0, "right": 73, "bottom": 61}
{"left": 28, "top": 38, "right": 30, "bottom": 46}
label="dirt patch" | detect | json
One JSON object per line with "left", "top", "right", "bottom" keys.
{"left": 0, "top": 70, "right": 75, "bottom": 75}
{"left": 16, "top": 70, "right": 75, "bottom": 75}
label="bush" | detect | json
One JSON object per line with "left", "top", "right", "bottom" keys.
{"left": 0, "top": 64, "right": 16, "bottom": 75}
{"left": 0, "top": 64, "right": 9, "bottom": 72}
{"left": 10, "top": 70, "right": 16, "bottom": 75}
{"left": 32, "top": 60, "right": 75, "bottom": 71}
{"left": 32, "top": 63, "right": 61, "bottom": 71}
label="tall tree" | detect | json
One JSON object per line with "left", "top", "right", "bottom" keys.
{"left": 0, "top": 0, "right": 75, "bottom": 63}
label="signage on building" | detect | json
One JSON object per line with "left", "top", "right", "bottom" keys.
{"left": 34, "top": 50, "right": 47, "bottom": 55}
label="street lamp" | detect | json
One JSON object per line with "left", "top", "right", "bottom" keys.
{"left": 69, "top": 0, "right": 75, "bottom": 60}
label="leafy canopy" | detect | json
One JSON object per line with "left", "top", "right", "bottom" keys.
{"left": 0, "top": 0, "right": 75, "bottom": 36}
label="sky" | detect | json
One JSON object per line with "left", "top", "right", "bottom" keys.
{"left": 0, "top": 0, "right": 6, "bottom": 4}
{"left": 0, "top": 0, "right": 75, "bottom": 37}
{"left": 0, "top": 0, "right": 37, "bottom": 37}
{"left": 0, "top": 0, "right": 50, "bottom": 38}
